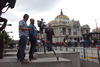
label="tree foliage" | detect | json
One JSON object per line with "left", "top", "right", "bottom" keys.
{"left": 0, "top": 31, "right": 12, "bottom": 45}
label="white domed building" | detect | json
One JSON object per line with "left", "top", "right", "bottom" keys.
{"left": 44, "top": 10, "right": 90, "bottom": 43}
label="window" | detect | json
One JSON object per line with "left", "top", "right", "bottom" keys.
{"left": 81, "top": 30, "right": 83, "bottom": 34}
{"left": 62, "top": 28, "right": 66, "bottom": 35}
{"left": 68, "top": 29, "right": 71, "bottom": 35}
{"left": 62, "top": 22, "right": 65, "bottom": 24}
{"left": 73, "top": 32, "right": 77, "bottom": 35}
{"left": 86, "top": 30, "right": 89, "bottom": 33}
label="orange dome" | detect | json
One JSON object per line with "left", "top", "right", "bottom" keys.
{"left": 55, "top": 15, "right": 69, "bottom": 20}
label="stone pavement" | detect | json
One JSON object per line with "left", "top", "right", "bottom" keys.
{"left": 0, "top": 48, "right": 80, "bottom": 67}
{"left": 0, "top": 57, "right": 72, "bottom": 67}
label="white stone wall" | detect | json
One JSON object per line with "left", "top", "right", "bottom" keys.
{"left": 50, "top": 20, "right": 89, "bottom": 43}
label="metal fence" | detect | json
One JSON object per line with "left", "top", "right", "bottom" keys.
{"left": 65, "top": 47, "right": 100, "bottom": 62}
{"left": 36, "top": 46, "right": 100, "bottom": 62}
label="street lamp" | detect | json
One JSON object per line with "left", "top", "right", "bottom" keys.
{"left": 7, "top": 24, "right": 12, "bottom": 26}
{"left": 0, "top": 23, "right": 12, "bottom": 27}
{"left": 7, "top": 31, "right": 13, "bottom": 33}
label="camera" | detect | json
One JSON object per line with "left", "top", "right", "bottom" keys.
{"left": 37, "top": 18, "right": 46, "bottom": 32}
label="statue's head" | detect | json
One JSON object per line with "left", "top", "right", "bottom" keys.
{"left": 8, "top": 0, "right": 16, "bottom": 9}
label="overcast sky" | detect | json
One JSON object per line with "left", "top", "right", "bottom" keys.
{"left": 1, "top": 0, "right": 100, "bottom": 40}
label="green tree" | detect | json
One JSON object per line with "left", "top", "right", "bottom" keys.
{"left": 0, "top": 31, "right": 12, "bottom": 45}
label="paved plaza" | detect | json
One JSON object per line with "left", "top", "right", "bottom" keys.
{"left": 0, "top": 46, "right": 100, "bottom": 67}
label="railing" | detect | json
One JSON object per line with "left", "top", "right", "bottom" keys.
{"left": 67, "top": 47, "right": 100, "bottom": 62}
{"left": 36, "top": 45, "right": 100, "bottom": 62}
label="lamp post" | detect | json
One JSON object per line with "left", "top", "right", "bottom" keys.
{"left": 0, "top": 23, "right": 12, "bottom": 26}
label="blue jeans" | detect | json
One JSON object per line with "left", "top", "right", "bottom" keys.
{"left": 17, "top": 35, "right": 27, "bottom": 61}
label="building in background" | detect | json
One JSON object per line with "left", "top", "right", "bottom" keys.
{"left": 42, "top": 10, "right": 90, "bottom": 45}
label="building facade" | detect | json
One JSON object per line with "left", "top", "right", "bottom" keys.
{"left": 42, "top": 10, "right": 90, "bottom": 43}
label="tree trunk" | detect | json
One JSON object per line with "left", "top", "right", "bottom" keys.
{"left": 0, "top": 39, "right": 4, "bottom": 59}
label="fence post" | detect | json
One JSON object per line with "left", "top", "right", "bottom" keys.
{"left": 66, "top": 47, "right": 68, "bottom": 51}
{"left": 73, "top": 47, "right": 75, "bottom": 52}
{"left": 83, "top": 48, "right": 86, "bottom": 59}
{"left": 60, "top": 46, "right": 62, "bottom": 51}
{"left": 97, "top": 49, "right": 100, "bottom": 62}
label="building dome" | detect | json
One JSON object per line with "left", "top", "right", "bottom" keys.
{"left": 55, "top": 9, "right": 69, "bottom": 20}
{"left": 48, "top": 9, "right": 69, "bottom": 24}
{"left": 55, "top": 15, "right": 69, "bottom": 20}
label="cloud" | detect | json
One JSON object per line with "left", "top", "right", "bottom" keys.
{"left": 15, "top": 0, "right": 61, "bottom": 12}
{"left": 1, "top": 0, "right": 61, "bottom": 23}
{"left": 2, "top": 11, "right": 19, "bottom": 23}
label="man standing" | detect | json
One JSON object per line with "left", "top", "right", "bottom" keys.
{"left": 29, "top": 18, "right": 38, "bottom": 61}
{"left": 17, "top": 14, "right": 31, "bottom": 63}
{"left": 45, "top": 24, "right": 54, "bottom": 51}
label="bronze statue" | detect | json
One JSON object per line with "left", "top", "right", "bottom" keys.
{"left": 0, "top": 0, "right": 16, "bottom": 31}
{"left": 0, "top": 0, "right": 16, "bottom": 58}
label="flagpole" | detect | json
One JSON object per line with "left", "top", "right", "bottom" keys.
{"left": 95, "top": 19, "right": 98, "bottom": 32}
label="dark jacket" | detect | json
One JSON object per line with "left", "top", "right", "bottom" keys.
{"left": 45, "top": 27, "right": 54, "bottom": 40}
